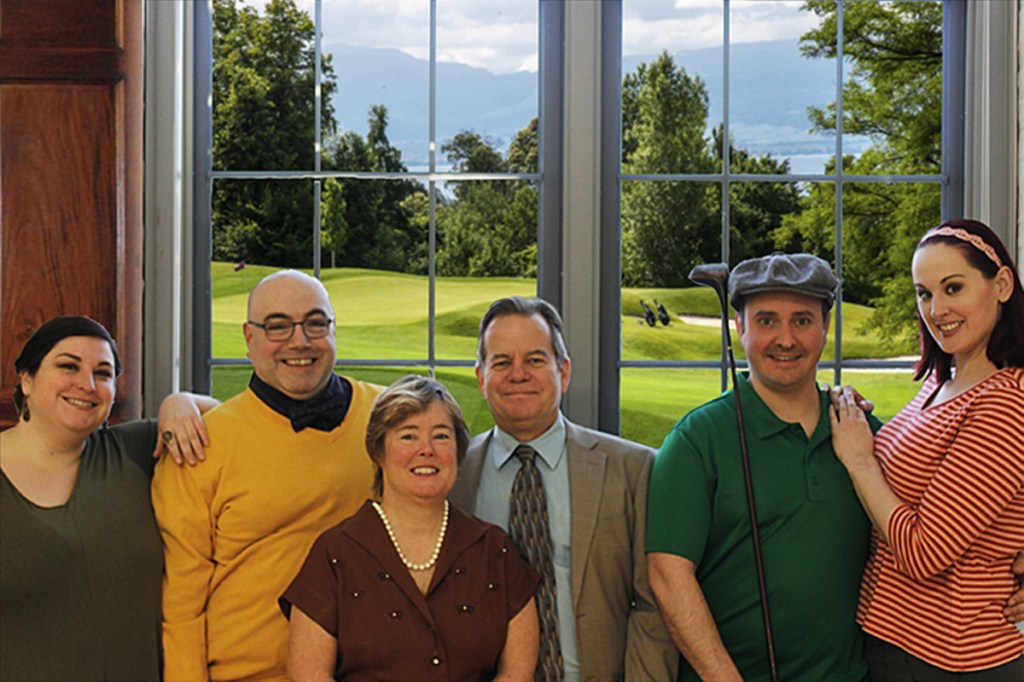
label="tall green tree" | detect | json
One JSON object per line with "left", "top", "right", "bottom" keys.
{"left": 782, "top": 0, "right": 942, "bottom": 349}
{"left": 211, "top": 0, "right": 337, "bottom": 266}
{"left": 620, "top": 52, "right": 717, "bottom": 287}
{"left": 323, "top": 106, "right": 423, "bottom": 272}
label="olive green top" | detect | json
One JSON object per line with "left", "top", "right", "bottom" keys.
{"left": 1, "top": 420, "right": 162, "bottom": 682}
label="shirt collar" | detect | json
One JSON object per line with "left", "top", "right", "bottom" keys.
{"left": 737, "top": 371, "right": 831, "bottom": 446}
{"left": 489, "top": 413, "right": 567, "bottom": 471}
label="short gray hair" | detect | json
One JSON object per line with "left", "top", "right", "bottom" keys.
{"left": 475, "top": 296, "right": 569, "bottom": 368}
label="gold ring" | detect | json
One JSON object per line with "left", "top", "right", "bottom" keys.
{"left": 162, "top": 431, "right": 175, "bottom": 444}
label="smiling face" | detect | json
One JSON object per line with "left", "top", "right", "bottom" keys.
{"left": 912, "top": 242, "right": 1013, "bottom": 367}
{"left": 20, "top": 336, "right": 117, "bottom": 437}
{"left": 476, "top": 313, "right": 571, "bottom": 442}
{"left": 736, "top": 291, "right": 829, "bottom": 398}
{"left": 380, "top": 399, "right": 459, "bottom": 504}
{"left": 244, "top": 272, "right": 337, "bottom": 401}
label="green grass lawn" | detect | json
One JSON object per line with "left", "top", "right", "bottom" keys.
{"left": 212, "top": 263, "right": 921, "bottom": 447}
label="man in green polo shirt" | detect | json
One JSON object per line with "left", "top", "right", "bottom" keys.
{"left": 646, "top": 253, "right": 875, "bottom": 681}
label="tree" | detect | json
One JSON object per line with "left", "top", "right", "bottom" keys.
{"left": 322, "top": 107, "right": 423, "bottom": 272}
{"left": 711, "top": 126, "right": 801, "bottom": 264}
{"left": 784, "top": 0, "right": 943, "bottom": 349}
{"left": 211, "top": 0, "right": 338, "bottom": 266}
{"left": 620, "top": 52, "right": 717, "bottom": 287}
{"left": 436, "top": 127, "right": 538, "bottom": 277}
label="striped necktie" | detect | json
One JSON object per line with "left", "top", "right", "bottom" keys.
{"left": 509, "top": 444, "right": 563, "bottom": 682}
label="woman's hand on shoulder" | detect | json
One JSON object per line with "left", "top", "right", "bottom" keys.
{"left": 154, "top": 393, "right": 219, "bottom": 465}
{"left": 828, "top": 390, "right": 877, "bottom": 472}
{"left": 823, "top": 383, "right": 875, "bottom": 415}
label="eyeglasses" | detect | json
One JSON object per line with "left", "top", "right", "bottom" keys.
{"left": 248, "top": 315, "right": 334, "bottom": 341}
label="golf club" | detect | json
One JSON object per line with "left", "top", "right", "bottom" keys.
{"left": 688, "top": 262, "right": 779, "bottom": 682}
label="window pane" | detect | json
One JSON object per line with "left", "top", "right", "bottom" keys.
{"left": 212, "top": 179, "right": 317, "bottom": 271}
{"left": 729, "top": 0, "right": 839, "bottom": 176}
{"left": 727, "top": 180, "right": 802, "bottom": 264}
{"left": 840, "top": 180, "right": 940, "bottom": 358}
{"left": 437, "top": 0, "right": 539, "bottom": 174}
{"left": 622, "top": 0, "right": 723, "bottom": 176}
{"left": 841, "top": 0, "right": 943, "bottom": 175}
{"left": 213, "top": 0, "right": 317, "bottom": 171}
{"left": 320, "top": 0, "right": 430, "bottom": 171}
{"left": 434, "top": 179, "right": 538, "bottom": 358}
{"left": 620, "top": 369, "right": 726, "bottom": 448}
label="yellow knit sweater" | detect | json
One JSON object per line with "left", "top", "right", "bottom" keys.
{"left": 153, "top": 380, "right": 381, "bottom": 682}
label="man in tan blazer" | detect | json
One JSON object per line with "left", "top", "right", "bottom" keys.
{"left": 449, "top": 296, "right": 677, "bottom": 682}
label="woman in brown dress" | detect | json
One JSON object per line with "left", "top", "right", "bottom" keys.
{"left": 282, "top": 374, "right": 539, "bottom": 681}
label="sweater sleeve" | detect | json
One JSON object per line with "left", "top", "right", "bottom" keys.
{"left": 152, "top": 446, "right": 220, "bottom": 682}
{"left": 886, "top": 385, "right": 1024, "bottom": 580}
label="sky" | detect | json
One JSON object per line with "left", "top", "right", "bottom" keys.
{"left": 272, "top": 0, "right": 821, "bottom": 75}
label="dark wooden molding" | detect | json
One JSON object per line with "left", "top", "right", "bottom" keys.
{"left": 1, "top": 0, "right": 142, "bottom": 428}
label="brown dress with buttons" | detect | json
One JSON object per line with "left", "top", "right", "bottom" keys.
{"left": 280, "top": 500, "right": 538, "bottom": 681}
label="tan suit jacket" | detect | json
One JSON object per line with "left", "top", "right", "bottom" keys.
{"left": 449, "top": 418, "right": 678, "bottom": 682}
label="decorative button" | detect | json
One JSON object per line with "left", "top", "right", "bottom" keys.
{"left": 499, "top": 547, "right": 508, "bottom": 555}
{"left": 458, "top": 604, "right": 474, "bottom": 613}
{"left": 487, "top": 582, "right": 499, "bottom": 591}
{"left": 378, "top": 572, "right": 391, "bottom": 580}
{"left": 351, "top": 591, "right": 361, "bottom": 599}
{"left": 452, "top": 566, "right": 465, "bottom": 576}
{"left": 330, "top": 558, "right": 338, "bottom": 565}
{"left": 431, "top": 657, "right": 441, "bottom": 666}
{"left": 389, "top": 610, "right": 403, "bottom": 619}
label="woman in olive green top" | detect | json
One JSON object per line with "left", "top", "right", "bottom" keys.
{"left": 0, "top": 316, "right": 217, "bottom": 681}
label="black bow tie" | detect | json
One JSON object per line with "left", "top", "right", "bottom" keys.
{"left": 287, "top": 390, "right": 348, "bottom": 432}
{"left": 248, "top": 373, "right": 351, "bottom": 433}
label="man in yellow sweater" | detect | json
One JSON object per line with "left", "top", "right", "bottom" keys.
{"left": 153, "top": 270, "right": 382, "bottom": 681}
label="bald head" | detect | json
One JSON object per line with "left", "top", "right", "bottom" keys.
{"left": 247, "top": 270, "right": 333, "bottom": 320}
{"left": 244, "top": 270, "right": 338, "bottom": 401}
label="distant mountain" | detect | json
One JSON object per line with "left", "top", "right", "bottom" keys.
{"left": 327, "top": 38, "right": 865, "bottom": 170}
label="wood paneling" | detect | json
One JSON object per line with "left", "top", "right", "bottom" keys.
{"left": 0, "top": 0, "right": 142, "bottom": 427}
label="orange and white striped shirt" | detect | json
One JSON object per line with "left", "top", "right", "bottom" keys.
{"left": 858, "top": 367, "right": 1024, "bottom": 671}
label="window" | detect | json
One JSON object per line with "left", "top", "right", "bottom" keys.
{"left": 157, "top": 0, "right": 1011, "bottom": 436}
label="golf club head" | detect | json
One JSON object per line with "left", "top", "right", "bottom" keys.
{"left": 688, "top": 262, "right": 730, "bottom": 300}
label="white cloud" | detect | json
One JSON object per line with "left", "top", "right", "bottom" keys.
{"left": 241, "top": 0, "right": 819, "bottom": 73}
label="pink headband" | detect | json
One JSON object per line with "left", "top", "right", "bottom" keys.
{"left": 919, "top": 226, "right": 1003, "bottom": 268}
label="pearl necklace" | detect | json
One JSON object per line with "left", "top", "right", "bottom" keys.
{"left": 372, "top": 500, "right": 449, "bottom": 571}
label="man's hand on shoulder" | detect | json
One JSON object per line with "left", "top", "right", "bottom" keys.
{"left": 155, "top": 393, "right": 219, "bottom": 466}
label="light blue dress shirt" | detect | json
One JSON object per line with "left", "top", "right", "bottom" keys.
{"left": 472, "top": 414, "right": 580, "bottom": 682}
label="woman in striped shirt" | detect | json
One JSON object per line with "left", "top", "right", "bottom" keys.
{"left": 830, "top": 219, "right": 1024, "bottom": 680}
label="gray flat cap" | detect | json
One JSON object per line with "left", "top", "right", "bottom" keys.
{"left": 728, "top": 253, "right": 837, "bottom": 310}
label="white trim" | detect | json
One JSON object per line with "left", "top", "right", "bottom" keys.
{"left": 143, "top": 0, "right": 194, "bottom": 414}
{"left": 965, "top": 0, "right": 1018, "bottom": 251}
{"left": 559, "top": 0, "right": 603, "bottom": 427}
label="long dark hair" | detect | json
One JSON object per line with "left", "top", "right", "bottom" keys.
{"left": 913, "top": 219, "right": 1024, "bottom": 381}
{"left": 12, "top": 316, "right": 122, "bottom": 420}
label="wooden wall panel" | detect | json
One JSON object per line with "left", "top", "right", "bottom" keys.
{"left": 0, "top": 0, "right": 142, "bottom": 427}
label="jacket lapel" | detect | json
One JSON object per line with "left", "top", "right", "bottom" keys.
{"left": 566, "top": 421, "right": 605, "bottom": 610}
{"left": 449, "top": 430, "right": 490, "bottom": 513}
